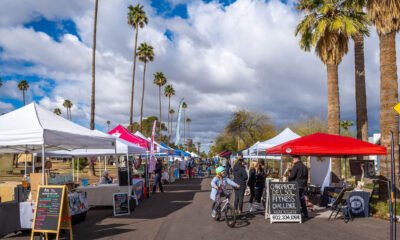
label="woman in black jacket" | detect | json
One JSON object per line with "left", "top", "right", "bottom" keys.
{"left": 247, "top": 161, "right": 257, "bottom": 212}
{"left": 233, "top": 158, "right": 248, "bottom": 214}
{"left": 254, "top": 160, "right": 267, "bottom": 210}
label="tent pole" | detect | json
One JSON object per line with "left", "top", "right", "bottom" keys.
{"left": 24, "top": 149, "right": 27, "bottom": 178}
{"left": 127, "top": 153, "right": 131, "bottom": 201}
{"left": 41, "top": 144, "right": 45, "bottom": 185}
{"left": 72, "top": 157, "right": 75, "bottom": 183}
{"left": 32, "top": 153, "right": 35, "bottom": 173}
{"left": 104, "top": 156, "right": 107, "bottom": 171}
{"left": 280, "top": 154, "right": 283, "bottom": 180}
{"left": 77, "top": 157, "right": 80, "bottom": 183}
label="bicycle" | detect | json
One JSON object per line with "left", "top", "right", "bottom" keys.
{"left": 211, "top": 190, "right": 236, "bottom": 228}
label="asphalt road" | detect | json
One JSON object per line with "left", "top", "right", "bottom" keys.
{"left": 3, "top": 177, "right": 391, "bottom": 240}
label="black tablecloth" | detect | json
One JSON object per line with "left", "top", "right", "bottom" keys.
{"left": 0, "top": 201, "right": 21, "bottom": 238}
{"left": 347, "top": 191, "right": 370, "bottom": 217}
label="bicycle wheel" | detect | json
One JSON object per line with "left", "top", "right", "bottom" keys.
{"left": 225, "top": 205, "right": 236, "bottom": 228}
{"left": 211, "top": 202, "right": 221, "bottom": 221}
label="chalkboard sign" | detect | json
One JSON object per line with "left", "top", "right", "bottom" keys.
{"left": 268, "top": 182, "right": 301, "bottom": 223}
{"left": 113, "top": 192, "right": 130, "bottom": 216}
{"left": 31, "top": 185, "right": 73, "bottom": 239}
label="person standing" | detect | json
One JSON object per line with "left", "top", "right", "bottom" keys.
{"left": 152, "top": 158, "right": 164, "bottom": 193}
{"left": 247, "top": 161, "right": 257, "bottom": 212}
{"left": 233, "top": 156, "right": 248, "bottom": 215}
{"left": 254, "top": 159, "right": 267, "bottom": 210}
{"left": 188, "top": 158, "right": 195, "bottom": 178}
{"left": 288, "top": 155, "right": 309, "bottom": 218}
{"left": 226, "top": 158, "right": 232, "bottom": 178}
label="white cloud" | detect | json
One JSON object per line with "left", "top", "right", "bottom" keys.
{"left": 0, "top": 0, "right": 399, "bottom": 147}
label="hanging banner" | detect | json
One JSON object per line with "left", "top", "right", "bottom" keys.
{"left": 174, "top": 98, "right": 184, "bottom": 146}
{"left": 149, "top": 120, "right": 157, "bottom": 172}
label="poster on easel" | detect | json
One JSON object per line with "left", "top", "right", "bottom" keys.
{"left": 31, "top": 185, "right": 73, "bottom": 239}
{"left": 113, "top": 192, "right": 130, "bottom": 216}
{"left": 267, "top": 182, "right": 302, "bottom": 224}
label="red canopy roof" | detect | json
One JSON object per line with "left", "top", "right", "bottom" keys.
{"left": 219, "top": 150, "right": 232, "bottom": 158}
{"left": 108, "top": 125, "right": 149, "bottom": 149}
{"left": 266, "top": 132, "right": 386, "bottom": 156}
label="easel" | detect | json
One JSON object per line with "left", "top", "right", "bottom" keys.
{"left": 31, "top": 185, "right": 73, "bottom": 240}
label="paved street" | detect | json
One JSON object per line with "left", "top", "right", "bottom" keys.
{"left": 4, "top": 178, "right": 391, "bottom": 240}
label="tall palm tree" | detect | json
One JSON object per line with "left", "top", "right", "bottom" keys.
{"left": 90, "top": 0, "right": 99, "bottom": 130}
{"left": 127, "top": 4, "right": 148, "bottom": 130}
{"left": 153, "top": 72, "right": 167, "bottom": 136}
{"left": 367, "top": 0, "right": 400, "bottom": 179}
{"left": 164, "top": 84, "right": 175, "bottom": 137}
{"left": 18, "top": 80, "right": 29, "bottom": 105}
{"left": 106, "top": 120, "right": 111, "bottom": 131}
{"left": 186, "top": 117, "right": 192, "bottom": 140}
{"left": 137, "top": 42, "right": 155, "bottom": 131}
{"left": 53, "top": 108, "right": 62, "bottom": 116}
{"left": 197, "top": 142, "right": 201, "bottom": 154}
{"left": 182, "top": 102, "right": 188, "bottom": 144}
{"left": 169, "top": 108, "right": 175, "bottom": 138}
{"left": 63, "top": 100, "right": 73, "bottom": 120}
{"left": 296, "top": 0, "right": 368, "bottom": 178}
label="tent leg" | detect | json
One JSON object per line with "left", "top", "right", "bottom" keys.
{"left": 127, "top": 153, "right": 131, "bottom": 205}
{"left": 41, "top": 145, "right": 45, "bottom": 185}
{"left": 32, "top": 154, "right": 35, "bottom": 173}
{"left": 280, "top": 155, "right": 283, "bottom": 180}
{"left": 24, "top": 151, "right": 27, "bottom": 178}
{"left": 72, "top": 157, "right": 75, "bottom": 183}
{"left": 77, "top": 157, "right": 79, "bottom": 183}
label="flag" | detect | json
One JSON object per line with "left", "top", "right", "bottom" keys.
{"left": 149, "top": 120, "right": 157, "bottom": 172}
{"left": 174, "top": 98, "right": 184, "bottom": 146}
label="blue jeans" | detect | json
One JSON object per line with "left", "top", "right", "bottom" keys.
{"left": 152, "top": 173, "right": 164, "bottom": 193}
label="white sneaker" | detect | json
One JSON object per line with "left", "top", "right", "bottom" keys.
{"left": 248, "top": 203, "right": 254, "bottom": 212}
{"left": 211, "top": 209, "right": 216, "bottom": 218}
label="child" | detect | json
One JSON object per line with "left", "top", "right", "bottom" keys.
{"left": 210, "top": 166, "right": 240, "bottom": 218}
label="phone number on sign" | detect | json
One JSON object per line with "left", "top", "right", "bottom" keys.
{"left": 271, "top": 214, "right": 301, "bottom": 221}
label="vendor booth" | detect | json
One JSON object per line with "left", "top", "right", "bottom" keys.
{"left": 266, "top": 132, "right": 386, "bottom": 220}
{"left": 0, "top": 103, "right": 116, "bottom": 237}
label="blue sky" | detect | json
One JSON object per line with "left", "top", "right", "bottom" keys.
{"left": 0, "top": 0, "right": 397, "bottom": 147}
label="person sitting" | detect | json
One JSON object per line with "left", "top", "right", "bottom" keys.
{"left": 100, "top": 170, "right": 113, "bottom": 184}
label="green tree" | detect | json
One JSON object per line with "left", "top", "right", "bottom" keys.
{"left": 17, "top": 80, "right": 29, "bottom": 105}
{"left": 164, "top": 84, "right": 175, "bottom": 137}
{"left": 137, "top": 42, "right": 155, "bottom": 131}
{"left": 53, "top": 108, "right": 62, "bottom": 116}
{"left": 182, "top": 102, "right": 188, "bottom": 143}
{"left": 129, "top": 116, "right": 167, "bottom": 138}
{"left": 90, "top": 0, "right": 99, "bottom": 130}
{"left": 289, "top": 117, "right": 328, "bottom": 136}
{"left": 367, "top": 0, "right": 400, "bottom": 181}
{"left": 186, "top": 117, "right": 191, "bottom": 143}
{"left": 169, "top": 108, "right": 175, "bottom": 138}
{"left": 63, "top": 99, "right": 73, "bottom": 120}
{"left": 339, "top": 120, "right": 354, "bottom": 136}
{"left": 153, "top": 72, "right": 167, "bottom": 136}
{"left": 128, "top": 4, "right": 148, "bottom": 129}
{"left": 296, "top": 0, "right": 368, "bottom": 178}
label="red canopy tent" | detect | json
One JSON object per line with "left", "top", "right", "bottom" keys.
{"left": 219, "top": 150, "right": 232, "bottom": 158}
{"left": 108, "top": 125, "right": 149, "bottom": 150}
{"left": 266, "top": 132, "right": 386, "bottom": 156}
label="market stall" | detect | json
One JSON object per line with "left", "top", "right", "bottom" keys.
{"left": 0, "top": 103, "right": 115, "bottom": 237}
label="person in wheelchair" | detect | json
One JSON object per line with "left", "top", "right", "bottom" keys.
{"left": 210, "top": 166, "right": 240, "bottom": 218}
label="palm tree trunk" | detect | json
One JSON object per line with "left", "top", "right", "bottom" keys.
{"left": 23, "top": 90, "right": 26, "bottom": 105}
{"left": 168, "top": 97, "right": 171, "bottom": 138}
{"left": 159, "top": 86, "right": 162, "bottom": 138}
{"left": 379, "top": 32, "right": 399, "bottom": 182}
{"left": 327, "top": 63, "right": 341, "bottom": 180}
{"left": 140, "top": 61, "right": 147, "bottom": 131}
{"left": 70, "top": 107, "right": 72, "bottom": 120}
{"left": 90, "top": 0, "right": 99, "bottom": 130}
{"left": 354, "top": 33, "right": 368, "bottom": 142}
{"left": 129, "top": 28, "right": 139, "bottom": 130}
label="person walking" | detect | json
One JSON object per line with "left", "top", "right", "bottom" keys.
{"left": 288, "top": 155, "right": 309, "bottom": 218}
{"left": 233, "top": 156, "right": 248, "bottom": 215}
{"left": 179, "top": 157, "right": 186, "bottom": 180}
{"left": 152, "top": 158, "right": 164, "bottom": 193}
{"left": 254, "top": 159, "right": 267, "bottom": 210}
{"left": 247, "top": 161, "right": 257, "bottom": 212}
{"left": 188, "top": 158, "right": 195, "bottom": 178}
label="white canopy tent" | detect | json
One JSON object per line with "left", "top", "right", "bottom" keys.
{"left": 243, "top": 128, "right": 300, "bottom": 178}
{"left": 0, "top": 103, "right": 116, "bottom": 183}
{"left": 134, "top": 131, "right": 169, "bottom": 153}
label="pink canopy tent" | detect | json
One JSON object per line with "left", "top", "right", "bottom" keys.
{"left": 108, "top": 125, "right": 149, "bottom": 150}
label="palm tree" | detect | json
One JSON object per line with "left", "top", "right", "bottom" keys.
{"left": 296, "top": 0, "right": 368, "bottom": 178}
{"left": 182, "top": 102, "right": 188, "bottom": 144}
{"left": 18, "top": 80, "right": 29, "bottom": 105}
{"left": 153, "top": 72, "right": 167, "bottom": 136}
{"left": 137, "top": 42, "right": 155, "bottom": 131}
{"left": 106, "top": 120, "right": 111, "bottom": 131}
{"left": 164, "top": 84, "right": 175, "bottom": 137}
{"left": 367, "top": 0, "right": 400, "bottom": 179}
{"left": 90, "top": 0, "right": 99, "bottom": 130}
{"left": 169, "top": 108, "right": 175, "bottom": 138}
{"left": 53, "top": 108, "right": 62, "bottom": 116}
{"left": 197, "top": 142, "right": 201, "bottom": 154}
{"left": 128, "top": 4, "right": 148, "bottom": 130}
{"left": 186, "top": 118, "right": 192, "bottom": 140}
{"left": 63, "top": 100, "right": 73, "bottom": 120}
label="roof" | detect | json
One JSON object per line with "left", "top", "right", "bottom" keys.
{"left": 0, "top": 103, "right": 115, "bottom": 153}
{"left": 256, "top": 128, "right": 300, "bottom": 152}
{"left": 266, "top": 132, "right": 387, "bottom": 156}
{"left": 108, "top": 125, "right": 149, "bottom": 149}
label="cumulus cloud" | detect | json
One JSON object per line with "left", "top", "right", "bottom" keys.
{"left": 0, "top": 0, "right": 399, "bottom": 149}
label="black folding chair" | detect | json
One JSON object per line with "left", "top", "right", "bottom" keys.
{"left": 328, "top": 187, "right": 354, "bottom": 222}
